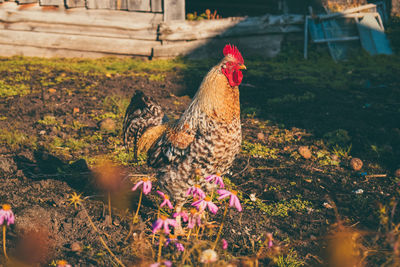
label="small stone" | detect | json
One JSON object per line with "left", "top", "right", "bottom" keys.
{"left": 257, "top": 132, "right": 265, "bottom": 140}
{"left": 71, "top": 242, "right": 82, "bottom": 252}
{"left": 354, "top": 189, "right": 364, "bottom": 194}
{"left": 39, "top": 130, "right": 46, "bottom": 135}
{"left": 249, "top": 193, "right": 256, "bottom": 202}
{"left": 350, "top": 158, "right": 363, "bottom": 171}
{"left": 298, "top": 146, "right": 312, "bottom": 159}
{"left": 395, "top": 169, "right": 400, "bottom": 178}
{"left": 99, "top": 118, "right": 116, "bottom": 132}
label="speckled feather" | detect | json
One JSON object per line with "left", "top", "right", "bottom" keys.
{"left": 122, "top": 91, "right": 165, "bottom": 158}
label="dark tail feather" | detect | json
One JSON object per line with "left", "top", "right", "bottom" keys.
{"left": 122, "top": 90, "right": 165, "bottom": 161}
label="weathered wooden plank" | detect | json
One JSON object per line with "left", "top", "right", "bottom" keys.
{"left": 0, "top": 43, "right": 134, "bottom": 58}
{"left": 0, "top": 21, "right": 158, "bottom": 40}
{"left": 163, "top": 0, "right": 185, "bottom": 21}
{"left": 0, "top": 8, "right": 162, "bottom": 30}
{"left": 159, "top": 14, "right": 304, "bottom": 41}
{"left": 110, "top": 0, "right": 128, "bottom": 10}
{"left": 65, "top": 0, "right": 85, "bottom": 8}
{"left": 86, "top": 0, "right": 112, "bottom": 9}
{"left": 39, "top": 0, "right": 62, "bottom": 6}
{"left": 0, "top": 29, "right": 157, "bottom": 56}
{"left": 17, "top": 0, "right": 38, "bottom": 4}
{"left": 127, "top": 0, "right": 150, "bottom": 11}
{"left": 151, "top": 0, "right": 162, "bottom": 12}
{"left": 153, "top": 34, "right": 284, "bottom": 58}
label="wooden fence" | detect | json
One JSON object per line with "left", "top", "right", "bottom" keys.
{"left": 0, "top": 1, "right": 304, "bottom": 58}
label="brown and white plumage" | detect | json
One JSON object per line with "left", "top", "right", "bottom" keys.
{"left": 122, "top": 91, "right": 166, "bottom": 160}
{"left": 123, "top": 44, "right": 246, "bottom": 203}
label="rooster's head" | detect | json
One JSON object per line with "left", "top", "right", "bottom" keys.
{"left": 221, "top": 44, "right": 246, "bottom": 87}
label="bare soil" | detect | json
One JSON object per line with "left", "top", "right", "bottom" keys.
{"left": 0, "top": 54, "right": 399, "bottom": 266}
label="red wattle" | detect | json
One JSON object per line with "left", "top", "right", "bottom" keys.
{"left": 222, "top": 65, "right": 243, "bottom": 87}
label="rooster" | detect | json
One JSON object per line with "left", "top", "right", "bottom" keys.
{"left": 123, "top": 44, "right": 246, "bottom": 203}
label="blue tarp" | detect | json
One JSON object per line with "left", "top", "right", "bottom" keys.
{"left": 307, "top": 11, "right": 393, "bottom": 60}
{"left": 357, "top": 13, "right": 393, "bottom": 55}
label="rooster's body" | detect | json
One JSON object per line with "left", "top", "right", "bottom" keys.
{"left": 123, "top": 45, "right": 246, "bottom": 203}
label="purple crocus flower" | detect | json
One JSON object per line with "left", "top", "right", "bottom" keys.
{"left": 217, "top": 189, "right": 242, "bottom": 212}
{"left": 173, "top": 210, "right": 189, "bottom": 222}
{"left": 205, "top": 174, "right": 224, "bottom": 188}
{"left": 157, "top": 191, "right": 174, "bottom": 210}
{"left": 131, "top": 177, "right": 152, "bottom": 195}
{"left": 0, "top": 204, "right": 15, "bottom": 226}
{"left": 186, "top": 184, "right": 206, "bottom": 199}
{"left": 192, "top": 196, "right": 218, "bottom": 214}
{"left": 222, "top": 239, "right": 228, "bottom": 250}
{"left": 150, "top": 260, "right": 172, "bottom": 267}
{"left": 152, "top": 215, "right": 177, "bottom": 234}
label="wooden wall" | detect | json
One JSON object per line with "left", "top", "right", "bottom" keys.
{"left": 0, "top": 0, "right": 186, "bottom": 20}
{"left": 0, "top": 1, "right": 304, "bottom": 59}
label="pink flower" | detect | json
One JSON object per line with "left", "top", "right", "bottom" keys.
{"left": 152, "top": 215, "right": 177, "bottom": 234}
{"left": 222, "top": 239, "right": 228, "bottom": 250}
{"left": 176, "top": 242, "right": 185, "bottom": 251}
{"left": 0, "top": 204, "right": 14, "bottom": 226}
{"left": 157, "top": 191, "right": 174, "bottom": 210}
{"left": 218, "top": 190, "right": 242, "bottom": 212}
{"left": 165, "top": 234, "right": 185, "bottom": 251}
{"left": 192, "top": 196, "right": 218, "bottom": 214}
{"left": 205, "top": 174, "right": 224, "bottom": 188}
{"left": 173, "top": 210, "right": 189, "bottom": 222}
{"left": 165, "top": 234, "right": 177, "bottom": 245}
{"left": 266, "top": 232, "right": 274, "bottom": 248}
{"left": 186, "top": 184, "right": 206, "bottom": 199}
{"left": 132, "top": 177, "right": 152, "bottom": 195}
{"left": 150, "top": 260, "right": 172, "bottom": 267}
{"left": 188, "top": 208, "right": 202, "bottom": 229}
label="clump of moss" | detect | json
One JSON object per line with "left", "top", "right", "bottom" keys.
{"left": 0, "top": 129, "right": 37, "bottom": 150}
{"left": 242, "top": 141, "right": 278, "bottom": 159}
{"left": 249, "top": 196, "right": 313, "bottom": 217}
{"left": 0, "top": 80, "right": 31, "bottom": 98}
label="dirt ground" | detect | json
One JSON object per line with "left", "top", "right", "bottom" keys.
{"left": 0, "top": 47, "right": 400, "bottom": 266}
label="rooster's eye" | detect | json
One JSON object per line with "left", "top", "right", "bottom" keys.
{"left": 222, "top": 65, "right": 226, "bottom": 68}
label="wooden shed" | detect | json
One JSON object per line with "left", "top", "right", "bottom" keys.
{"left": 0, "top": 0, "right": 396, "bottom": 59}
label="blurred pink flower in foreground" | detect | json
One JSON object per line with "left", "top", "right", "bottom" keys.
{"left": 218, "top": 189, "right": 242, "bottom": 212}
{"left": 152, "top": 215, "right": 177, "bottom": 234}
{"left": 205, "top": 174, "right": 224, "bottom": 188}
{"left": 131, "top": 177, "right": 152, "bottom": 195}
{"left": 222, "top": 239, "right": 228, "bottom": 250}
{"left": 192, "top": 196, "right": 218, "bottom": 214}
{"left": 0, "top": 204, "right": 14, "bottom": 226}
{"left": 157, "top": 191, "right": 174, "bottom": 210}
{"left": 186, "top": 184, "right": 206, "bottom": 199}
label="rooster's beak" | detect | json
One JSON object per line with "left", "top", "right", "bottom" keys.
{"left": 239, "top": 64, "right": 247, "bottom": 70}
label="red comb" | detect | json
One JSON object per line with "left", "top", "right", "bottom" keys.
{"left": 223, "top": 44, "right": 244, "bottom": 64}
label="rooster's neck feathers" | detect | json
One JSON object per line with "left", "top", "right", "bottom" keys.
{"left": 181, "top": 64, "right": 240, "bottom": 125}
